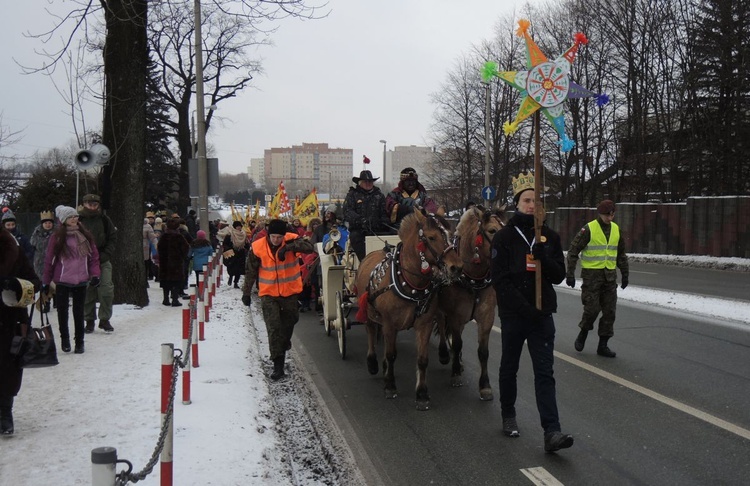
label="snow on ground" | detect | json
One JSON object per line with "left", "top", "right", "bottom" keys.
{"left": 1, "top": 254, "right": 747, "bottom": 485}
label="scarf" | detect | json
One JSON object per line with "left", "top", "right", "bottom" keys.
{"left": 67, "top": 227, "right": 92, "bottom": 258}
{"left": 230, "top": 227, "right": 247, "bottom": 250}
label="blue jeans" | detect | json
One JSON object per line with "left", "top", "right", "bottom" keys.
{"left": 498, "top": 314, "right": 561, "bottom": 433}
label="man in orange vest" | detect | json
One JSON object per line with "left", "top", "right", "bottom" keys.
{"left": 241, "top": 219, "right": 315, "bottom": 380}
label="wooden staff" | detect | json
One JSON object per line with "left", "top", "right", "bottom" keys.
{"left": 533, "top": 111, "right": 543, "bottom": 310}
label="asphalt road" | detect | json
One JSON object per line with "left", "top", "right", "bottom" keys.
{"left": 292, "top": 263, "right": 750, "bottom": 485}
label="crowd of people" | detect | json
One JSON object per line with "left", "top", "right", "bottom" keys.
{"left": 1, "top": 168, "right": 629, "bottom": 454}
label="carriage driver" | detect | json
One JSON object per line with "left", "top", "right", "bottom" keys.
{"left": 343, "top": 170, "right": 390, "bottom": 261}
{"left": 385, "top": 167, "right": 444, "bottom": 230}
{"left": 241, "top": 219, "right": 315, "bottom": 381}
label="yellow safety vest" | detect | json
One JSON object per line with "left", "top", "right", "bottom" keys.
{"left": 252, "top": 234, "right": 303, "bottom": 297}
{"left": 580, "top": 220, "right": 619, "bottom": 270}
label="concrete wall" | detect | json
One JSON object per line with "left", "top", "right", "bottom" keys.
{"left": 547, "top": 196, "right": 750, "bottom": 258}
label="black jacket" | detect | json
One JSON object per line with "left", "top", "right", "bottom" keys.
{"left": 491, "top": 212, "right": 566, "bottom": 318}
{"left": 343, "top": 185, "right": 389, "bottom": 234}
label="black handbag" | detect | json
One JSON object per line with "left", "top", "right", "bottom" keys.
{"left": 10, "top": 304, "right": 59, "bottom": 368}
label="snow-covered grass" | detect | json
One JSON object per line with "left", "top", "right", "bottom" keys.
{"left": 1, "top": 254, "right": 747, "bottom": 485}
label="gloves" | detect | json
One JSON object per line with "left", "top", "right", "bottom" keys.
{"left": 89, "top": 276, "right": 101, "bottom": 288}
{"left": 566, "top": 277, "right": 576, "bottom": 288}
{"left": 401, "top": 198, "right": 415, "bottom": 208}
{"left": 519, "top": 304, "right": 549, "bottom": 323}
{"left": 359, "top": 217, "right": 368, "bottom": 228}
{"left": 621, "top": 276, "right": 628, "bottom": 289}
{"left": 531, "top": 242, "right": 546, "bottom": 260}
{"left": 277, "top": 246, "right": 288, "bottom": 261}
{"left": 241, "top": 294, "right": 252, "bottom": 306}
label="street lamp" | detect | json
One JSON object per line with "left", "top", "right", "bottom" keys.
{"left": 379, "top": 139, "right": 387, "bottom": 186}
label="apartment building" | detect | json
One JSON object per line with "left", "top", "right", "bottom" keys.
{"left": 384, "top": 145, "right": 436, "bottom": 189}
{"left": 263, "top": 143, "right": 353, "bottom": 198}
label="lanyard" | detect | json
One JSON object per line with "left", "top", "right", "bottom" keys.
{"left": 515, "top": 226, "right": 535, "bottom": 251}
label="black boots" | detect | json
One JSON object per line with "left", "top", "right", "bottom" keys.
{"left": 597, "top": 337, "right": 616, "bottom": 358}
{"left": 162, "top": 289, "right": 170, "bottom": 306}
{"left": 61, "top": 336, "right": 71, "bottom": 353}
{"left": 544, "top": 430, "right": 574, "bottom": 452}
{"left": 0, "top": 396, "right": 14, "bottom": 435}
{"left": 502, "top": 417, "right": 520, "bottom": 438}
{"left": 270, "top": 356, "right": 285, "bottom": 381}
{"left": 74, "top": 341, "right": 85, "bottom": 354}
{"left": 574, "top": 329, "right": 588, "bottom": 352}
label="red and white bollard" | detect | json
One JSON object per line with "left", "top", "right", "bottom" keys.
{"left": 160, "top": 343, "right": 174, "bottom": 486}
{"left": 181, "top": 308, "right": 191, "bottom": 405}
{"left": 193, "top": 300, "right": 202, "bottom": 366}
{"left": 217, "top": 252, "right": 223, "bottom": 287}
{"left": 203, "top": 264, "right": 211, "bottom": 322}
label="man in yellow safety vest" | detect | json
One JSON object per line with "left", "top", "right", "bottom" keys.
{"left": 565, "top": 199, "right": 629, "bottom": 357}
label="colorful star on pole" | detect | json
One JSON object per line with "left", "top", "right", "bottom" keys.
{"left": 481, "top": 19, "right": 609, "bottom": 152}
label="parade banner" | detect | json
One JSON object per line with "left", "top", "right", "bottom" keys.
{"left": 293, "top": 188, "right": 319, "bottom": 226}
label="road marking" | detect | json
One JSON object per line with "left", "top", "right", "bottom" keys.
{"left": 520, "top": 466, "right": 564, "bottom": 485}
{"left": 490, "top": 328, "right": 750, "bottom": 441}
{"left": 630, "top": 270, "right": 658, "bottom": 274}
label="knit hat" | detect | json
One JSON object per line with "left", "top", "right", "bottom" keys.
{"left": 1, "top": 209, "right": 16, "bottom": 222}
{"left": 40, "top": 211, "right": 54, "bottom": 223}
{"left": 82, "top": 194, "right": 101, "bottom": 203}
{"left": 325, "top": 204, "right": 337, "bottom": 214}
{"left": 55, "top": 205, "right": 78, "bottom": 224}
{"left": 196, "top": 230, "right": 207, "bottom": 239}
{"left": 155, "top": 217, "right": 163, "bottom": 224}
{"left": 267, "top": 219, "right": 288, "bottom": 236}
{"left": 597, "top": 199, "right": 615, "bottom": 215}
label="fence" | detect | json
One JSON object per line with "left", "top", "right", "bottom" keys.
{"left": 90, "top": 250, "right": 223, "bottom": 486}
{"left": 546, "top": 196, "right": 750, "bottom": 258}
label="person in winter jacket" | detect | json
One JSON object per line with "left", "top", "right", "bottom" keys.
{"left": 2, "top": 209, "right": 34, "bottom": 264}
{"left": 157, "top": 218, "right": 190, "bottom": 307}
{"left": 78, "top": 193, "right": 117, "bottom": 333}
{"left": 343, "top": 170, "right": 390, "bottom": 261}
{"left": 241, "top": 219, "right": 315, "bottom": 381}
{"left": 30, "top": 211, "right": 55, "bottom": 280}
{"left": 385, "top": 167, "right": 442, "bottom": 230}
{"left": 0, "top": 226, "right": 41, "bottom": 435}
{"left": 291, "top": 218, "right": 307, "bottom": 237}
{"left": 190, "top": 230, "right": 214, "bottom": 283}
{"left": 223, "top": 221, "right": 250, "bottom": 288}
{"left": 490, "top": 172, "right": 573, "bottom": 453}
{"left": 43, "top": 205, "right": 101, "bottom": 354}
{"left": 143, "top": 218, "right": 158, "bottom": 286}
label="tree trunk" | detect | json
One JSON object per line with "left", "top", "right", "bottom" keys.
{"left": 100, "top": 0, "right": 149, "bottom": 307}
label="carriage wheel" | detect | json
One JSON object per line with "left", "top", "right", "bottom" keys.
{"left": 336, "top": 291, "right": 347, "bottom": 359}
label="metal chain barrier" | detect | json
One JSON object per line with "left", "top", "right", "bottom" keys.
{"left": 114, "top": 297, "right": 197, "bottom": 485}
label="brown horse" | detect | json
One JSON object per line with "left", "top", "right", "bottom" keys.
{"left": 354, "top": 209, "right": 463, "bottom": 411}
{"left": 436, "top": 205, "right": 505, "bottom": 400}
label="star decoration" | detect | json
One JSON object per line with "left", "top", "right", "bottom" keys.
{"left": 482, "top": 19, "right": 608, "bottom": 152}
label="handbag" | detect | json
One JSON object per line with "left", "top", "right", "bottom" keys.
{"left": 10, "top": 303, "right": 59, "bottom": 368}
{"left": 222, "top": 248, "right": 235, "bottom": 259}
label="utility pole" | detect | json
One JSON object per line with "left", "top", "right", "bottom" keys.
{"left": 194, "top": 0, "right": 209, "bottom": 233}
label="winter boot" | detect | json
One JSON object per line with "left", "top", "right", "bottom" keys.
{"left": 171, "top": 288, "right": 182, "bottom": 307}
{"left": 74, "top": 340, "right": 85, "bottom": 354}
{"left": 270, "top": 355, "right": 286, "bottom": 381}
{"left": 85, "top": 320, "right": 96, "bottom": 334}
{"left": 597, "top": 337, "right": 616, "bottom": 358}
{"left": 574, "top": 329, "right": 588, "bottom": 352}
{"left": 61, "top": 336, "right": 72, "bottom": 353}
{"left": 162, "top": 289, "right": 171, "bottom": 306}
{"left": 98, "top": 320, "right": 114, "bottom": 332}
{"left": 0, "top": 396, "right": 14, "bottom": 435}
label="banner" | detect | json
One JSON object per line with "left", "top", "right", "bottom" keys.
{"left": 268, "top": 181, "right": 292, "bottom": 218}
{"left": 252, "top": 200, "right": 260, "bottom": 221}
{"left": 293, "top": 188, "right": 319, "bottom": 227}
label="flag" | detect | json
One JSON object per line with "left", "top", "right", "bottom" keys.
{"left": 252, "top": 200, "right": 260, "bottom": 221}
{"left": 363, "top": 155, "right": 371, "bottom": 164}
{"left": 278, "top": 181, "right": 292, "bottom": 215}
{"left": 293, "top": 188, "right": 319, "bottom": 226}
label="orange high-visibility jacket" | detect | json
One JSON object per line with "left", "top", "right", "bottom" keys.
{"left": 251, "top": 233, "right": 303, "bottom": 297}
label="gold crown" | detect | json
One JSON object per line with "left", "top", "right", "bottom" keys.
{"left": 40, "top": 211, "right": 54, "bottom": 222}
{"left": 511, "top": 172, "right": 535, "bottom": 197}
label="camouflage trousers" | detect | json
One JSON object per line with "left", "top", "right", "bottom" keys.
{"left": 260, "top": 294, "right": 300, "bottom": 360}
{"left": 578, "top": 272, "right": 618, "bottom": 337}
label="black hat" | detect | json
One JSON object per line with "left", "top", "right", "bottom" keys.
{"left": 352, "top": 170, "right": 379, "bottom": 183}
{"left": 267, "top": 219, "right": 288, "bottom": 236}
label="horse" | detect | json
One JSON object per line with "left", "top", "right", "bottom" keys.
{"left": 354, "top": 209, "right": 463, "bottom": 411}
{"left": 436, "top": 205, "right": 506, "bottom": 401}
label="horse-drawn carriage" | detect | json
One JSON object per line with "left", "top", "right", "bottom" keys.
{"left": 316, "top": 207, "right": 505, "bottom": 410}
{"left": 316, "top": 228, "right": 400, "bottom": 359}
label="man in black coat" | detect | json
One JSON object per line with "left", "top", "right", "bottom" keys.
{"left": 490, "top": 172, "right": 573, "bottom": 453}
{"left": 343, "top": 170, "right": 390, "bottom": 261}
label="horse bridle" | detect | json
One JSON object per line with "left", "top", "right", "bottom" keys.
{"left": 415, "top": 214, "right": 457, "bottom": 272}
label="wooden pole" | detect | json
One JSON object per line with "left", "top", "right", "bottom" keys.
{"left": 533, "top": 112, "right": 542, "bottom": 310}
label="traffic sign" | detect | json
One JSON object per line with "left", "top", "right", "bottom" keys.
{"left": 481, "top": 185, "right": 497, "bottom": 201}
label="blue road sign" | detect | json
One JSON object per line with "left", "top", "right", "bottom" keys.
{"left": 482, "top": 185, "right": 496, "bottom": 201}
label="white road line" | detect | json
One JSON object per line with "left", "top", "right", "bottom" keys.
{"left": 490, "top": 327, "right": 750, "bottom": 441}
{"left": 520, "top": 466, "right": 564, "bottom": 485}
{"left": 629, "top": 270, "right": 658, "bottom": 274}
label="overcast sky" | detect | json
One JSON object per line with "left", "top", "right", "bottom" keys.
{"left": 1, "top": 0, "right": 541, "bottom": 177}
